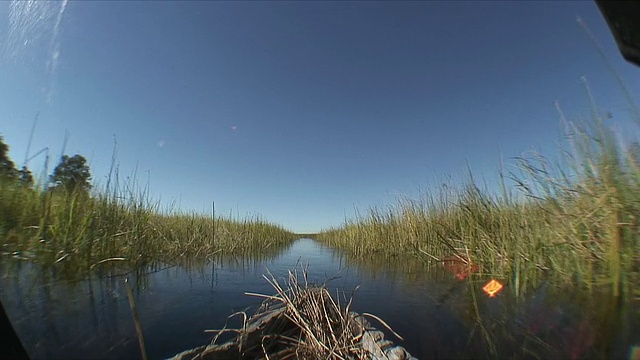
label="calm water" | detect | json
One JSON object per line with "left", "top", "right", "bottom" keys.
{"left": 1, "top": 238, "right": 638, "bottom": 359}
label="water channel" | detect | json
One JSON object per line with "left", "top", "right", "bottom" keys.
{"left": 1, "top": 238, "right": 638, "bottom": 359}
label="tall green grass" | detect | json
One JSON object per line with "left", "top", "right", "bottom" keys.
{"left": 318, "top": 100, "right": 640, "bottom": 297}
{"left": 0, "top": 173, "right": 296, "bottom": 274}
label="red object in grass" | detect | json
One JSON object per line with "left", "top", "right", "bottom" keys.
{"left": 441, "top": 256, "right": 479, "bottom": 280}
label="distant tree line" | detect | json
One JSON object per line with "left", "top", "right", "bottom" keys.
{"left": 0, "top": 134, "right": 92, "bottom": 192}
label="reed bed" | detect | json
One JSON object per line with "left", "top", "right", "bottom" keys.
{"left": 0, "top": 175, "right": 296, "bottom": 274}
{"left": 318, "top": 107, "right": 640, "bottom": 297}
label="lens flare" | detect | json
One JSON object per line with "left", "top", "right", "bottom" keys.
{"left": 483, "top": 279, "right": 503, "bottom": 297}
{"left": 441, "top": 256, "right": 478, "bottom": 280}
{"left": 4, "top": 0, "right": 69, "bottom": 103}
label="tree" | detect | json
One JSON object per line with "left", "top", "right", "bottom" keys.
{"left": 18, "top": 166, "right": 34, "bottom": 187}
{"left": 50, "top": 154, "right": 92, "bottom": 192}
{"left": 0, "top": 136, "right": 18, "bottom": 181}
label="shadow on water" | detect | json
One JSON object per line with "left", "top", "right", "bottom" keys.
{"left": 1, "top": 238, "right": 638, "bottom": 359}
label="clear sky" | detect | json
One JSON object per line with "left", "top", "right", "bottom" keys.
{"left": 1, "top": 1, "right": 639, "bottom": 233}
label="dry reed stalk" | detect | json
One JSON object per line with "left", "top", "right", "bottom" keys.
{"left": 175, "top": 267, "right": 412, "bottom": 360}
{"left": 125, "top": 278, "right": 148, "bottom": 360}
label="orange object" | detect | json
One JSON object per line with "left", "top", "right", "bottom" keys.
{"left": 483, "top": 279, "right": 503, "bottom": 297}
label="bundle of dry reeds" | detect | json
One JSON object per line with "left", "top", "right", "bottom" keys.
{"left": 171, "top": 268, "right": 414, "bottom": 360}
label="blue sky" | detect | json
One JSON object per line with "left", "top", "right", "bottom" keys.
{"left": 1, "top": 1, "right": 639, "bottom": 233}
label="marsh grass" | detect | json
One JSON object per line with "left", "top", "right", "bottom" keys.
{"left": 318, "top": 97, "right": 640, "bottom": 297}
{"left": 0, "top": 172, "right": 296, "bottom": 275}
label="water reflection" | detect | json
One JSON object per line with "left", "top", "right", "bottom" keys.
{"left": 1, "top": 238, "right": 638, "bottom": 359}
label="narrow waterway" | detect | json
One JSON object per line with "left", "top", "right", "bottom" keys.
{"left": 1, "top": 238, "right": 638, "bottom": 359}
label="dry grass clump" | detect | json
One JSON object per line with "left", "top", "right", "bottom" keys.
{"left": 173, "top": 269, "right": 412, "bottom": 360}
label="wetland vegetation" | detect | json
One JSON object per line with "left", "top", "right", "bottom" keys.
{"left": 3, "top": 95, "right": 640, "bottom": 299}
{"left": 0, "top": 137, "right": 296, "bottom": 278}
{"left": 318, "top": 105, "right": 640, "bottom": 299}
{"left": 1, "top": 86, "right": 639, "bottom": 360}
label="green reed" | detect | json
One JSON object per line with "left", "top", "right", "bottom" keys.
{"left": 0, "top": 173, "right": 296, "bottom": 275}
{"left": 318, "top": 105, "right": 640, "bottom": 298}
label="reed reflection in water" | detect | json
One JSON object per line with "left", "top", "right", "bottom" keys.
{"left": 0, "top": 238, "right": 638, "bottom": 359}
